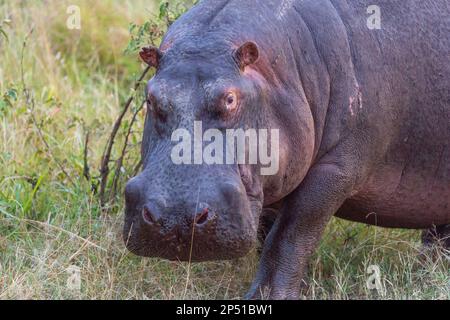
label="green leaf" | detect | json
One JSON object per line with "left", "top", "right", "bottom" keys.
{"left": 23, "top": 175, "right": 44, "bottom": 216}
{"left": 0, "top": 99, "right": 7, "bottom": 114}
{"left": 6, "top": 88, "right": 17, "bottom": 101}
{"left": 0, "top": 26, "right": 8, "bottom": 42}
{"left": 129, "top": 23, "right": 137, "bottom": 33}
{"left": 159, "top": 1, "right": 169, "bottom": 19}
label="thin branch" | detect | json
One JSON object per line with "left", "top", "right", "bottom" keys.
{"left": 99, "top": 66, "right": 151, "bottom": 208}
{"left": 83, "top": 130, "right": 91, "bottom": 182}
{"left": 28, "top": 108, "right": 76, "bottom": 187}
{"left": 20, "top": 28, "right": 76, "bottom": 188}
{"left": 109, "top": 101, "right": 145, "bottom": 202}
{"left": 132, "top": 159, "right": 143, "bottom": 177}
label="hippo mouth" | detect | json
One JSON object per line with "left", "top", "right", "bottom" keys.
{"left": 123, "top": 206, "right": 257, "bottom": 262}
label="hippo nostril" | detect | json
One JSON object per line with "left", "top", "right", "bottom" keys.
{"left": 142, "top": 205, "right": 160, "bottom": 225}
{"left": 195, "top": 208, "right": 209, "bottom": 225}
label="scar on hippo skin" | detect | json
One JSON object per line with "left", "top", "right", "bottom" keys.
{"left": 348, "top": 86, "right": 363, "bottom": 117}
{"left": 234, "top": 41, "right": 260, "bottom": 70}
{"left": 140, "top": 46, "right": 162, "bottom": 68}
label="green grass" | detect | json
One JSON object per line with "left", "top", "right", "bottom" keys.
{"left": 0, "top": 0, "right": 448, "bottom": 300}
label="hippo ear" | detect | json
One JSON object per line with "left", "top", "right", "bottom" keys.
{"left": 234, "top": 41, "right": 260, "bottom": 70}
{"left": 139, "top": 46, "right": 162, "bottom": 68}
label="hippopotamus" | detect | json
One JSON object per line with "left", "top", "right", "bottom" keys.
{"left": 124, "top": 0, "right": 450, "bottom": 299}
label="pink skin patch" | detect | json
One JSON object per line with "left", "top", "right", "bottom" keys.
{"left": 195, "top": 207, "right": 209, "bottom": 225}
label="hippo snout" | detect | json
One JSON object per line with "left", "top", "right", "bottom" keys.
{"left": 123, "top": 175, "right": 257, "bottom": 262}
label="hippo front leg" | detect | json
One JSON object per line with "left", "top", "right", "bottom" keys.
{"left": 246, "top": 162, "right": 357, "bottom": 300}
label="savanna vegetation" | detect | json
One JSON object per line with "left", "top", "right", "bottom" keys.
{"left": 0, "top": 0, "right": 448, "bottom": 300}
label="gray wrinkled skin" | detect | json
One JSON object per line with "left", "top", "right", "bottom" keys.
{"left": 124, "top": 0, "right": 450, "bottom": 299}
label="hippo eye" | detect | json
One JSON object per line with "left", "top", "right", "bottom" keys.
{"left": 224, "top": 92, "right": 238, "bottom": 113}
{"left": 147, "top": 94, "right": 159, "bottom": 114}
{"left": 146, "top": 94, "right": 167, "bottom": 122}
{"left": 147, "top": 94, "right": 155, "bottom": 107}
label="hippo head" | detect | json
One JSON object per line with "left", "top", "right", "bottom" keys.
{"left": 123, "top": 35, "right": 315, "bottom": 262}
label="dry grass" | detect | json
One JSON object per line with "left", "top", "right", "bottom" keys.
{"left": 0, "top": 0, "right": 448, "bottom": 300}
